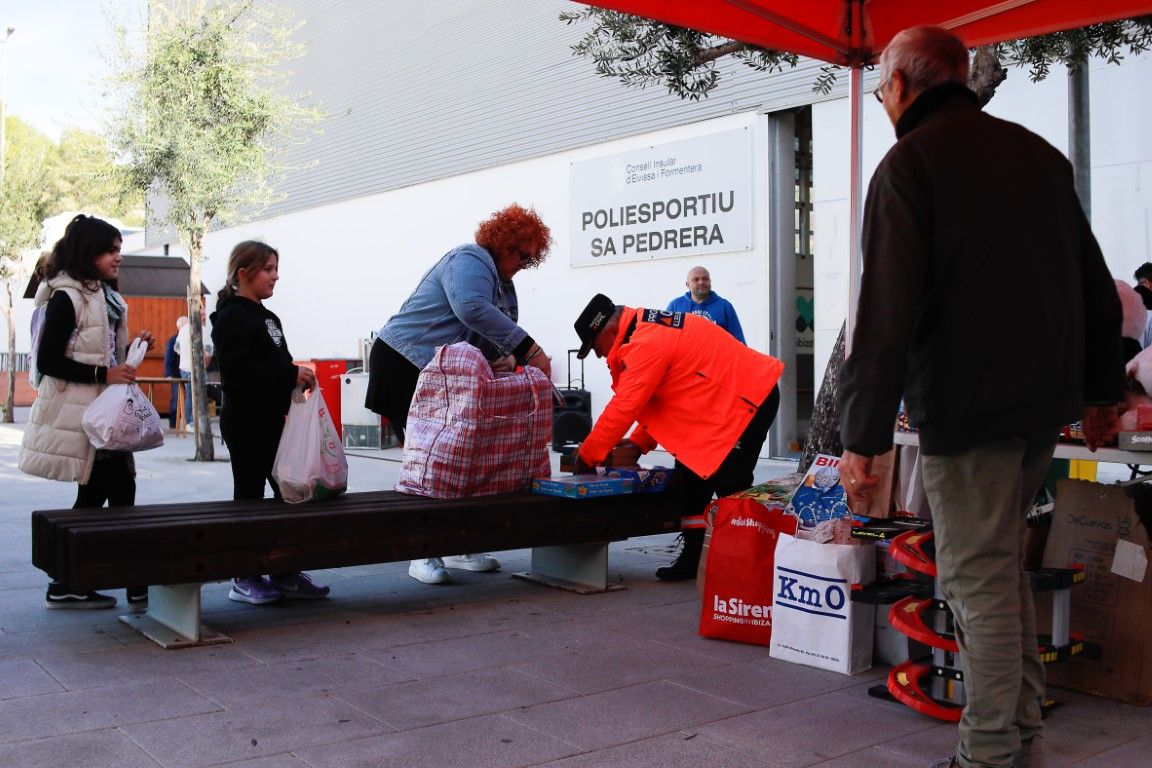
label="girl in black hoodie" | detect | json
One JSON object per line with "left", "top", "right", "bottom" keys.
{"left": 210, "top": 241, "right": 329, "bottom": 604}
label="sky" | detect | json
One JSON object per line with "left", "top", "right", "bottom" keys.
{"left": 0, "top": 1, "right": 142, "bottom": 142}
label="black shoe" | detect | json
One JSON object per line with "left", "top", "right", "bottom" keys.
{"left": 656, "top": 533, "right": 703, "bottom": 581}
{"left": 126, "top": 587, "right": 149, "bottom": 612}
{"left": 45, "top": 584, "right": 116, "bottom": 610}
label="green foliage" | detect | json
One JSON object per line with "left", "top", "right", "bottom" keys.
{"left": 1002, "top": 16, "right": 1152, "bottom": 81}
{"left": 108, "top": 0, "right": 321, "bottom": 239}
{"left": 0, "top": 116, "right": 53, "bottom": 277}
{"left": 49, "top": 130, "right": 145, "bottom": 227}
{"left": 560, "top": 7, "right": 797, "bottom": 100}
{"left": 563, "top": 9, "right": 1152, "bottom": 99}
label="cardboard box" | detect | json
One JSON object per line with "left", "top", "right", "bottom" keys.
{"left": 531, "top": 475, "right": 635, "bottom": 499}
{"left": 599, "top": 466, "right": 674, "bottom": 493}
{"left": 1118, "top": 431, "right": 1152, "bottom": 451}
{"left": 1040, "top": 479, "right": 1152, "bottom": 705}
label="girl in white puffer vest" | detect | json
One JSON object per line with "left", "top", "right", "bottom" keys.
{"left": 19, "top": 215, "right": 156, "bottom": 610}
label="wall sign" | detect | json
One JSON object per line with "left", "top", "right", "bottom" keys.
{"left": 570, "top": 128, "right": 753, "bottom": 266}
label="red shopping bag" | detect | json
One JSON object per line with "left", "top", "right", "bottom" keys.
{"left": 699, "top": 498, "right": 799, "bottom": 646}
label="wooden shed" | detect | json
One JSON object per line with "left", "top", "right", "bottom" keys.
{"left": 24, "top": 255, "right": 209, "bottom": 415}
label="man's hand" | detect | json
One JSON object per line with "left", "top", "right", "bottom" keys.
{"left": 1082, "top": 404, "right": 1120, "bottom": 451}
{"left": 604, "top": 439, "right": 642, "bottom": 467}
{"left": 839, "top": 450, "right": 881, "bottom": 514}
{"left": 573, "top": 455, "right": 595, "bottom": 475}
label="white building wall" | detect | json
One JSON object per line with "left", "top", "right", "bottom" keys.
{"left": 177, "top": 112, "right": 771, "bottom": 428}
{"left": 811, "top": 52, "right": 1152, "bottom": 385}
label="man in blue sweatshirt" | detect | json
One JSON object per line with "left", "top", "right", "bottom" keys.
{"left": 665, "top": 266, "right": 745, "bottom": 344}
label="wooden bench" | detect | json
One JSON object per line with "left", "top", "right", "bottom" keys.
{"left": 32, "top": 488, "right": 682, "bottom": 648}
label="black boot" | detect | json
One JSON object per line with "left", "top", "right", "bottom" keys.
{"left": 656, "top": 529, "right": 704, "bottom": 581}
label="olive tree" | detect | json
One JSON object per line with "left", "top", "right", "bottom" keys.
{"left": 107, "top": 0, "right": 321, "bottom": 460}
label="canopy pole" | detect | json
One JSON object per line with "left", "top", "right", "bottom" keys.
{"left": 846, "top": 66, "right": 864, "bottom": 357}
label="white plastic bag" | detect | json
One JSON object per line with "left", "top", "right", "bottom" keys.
{"left": 272, "top": 387, "right": 349, "bottom": 503}
{"left": 82, "top": 338, "right": 165, "bottom": 452}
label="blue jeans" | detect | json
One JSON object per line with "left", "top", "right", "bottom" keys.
{"left": 180, "top": 369, "right": 192, "bottom": 425}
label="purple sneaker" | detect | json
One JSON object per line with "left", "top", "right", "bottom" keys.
{"left": 228, "top": 576, "right": 282, "bottom": 605}
{"left": 269, "top": 572, "right": 330, "bottom": 599}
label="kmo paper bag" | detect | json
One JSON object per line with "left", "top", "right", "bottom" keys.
{"left": 769, "top": 533, "right": 876, "bottom": 674}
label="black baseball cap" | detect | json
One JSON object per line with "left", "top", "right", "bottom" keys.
{"left": 574, "top": 293, "right": 617, "bottom": 359}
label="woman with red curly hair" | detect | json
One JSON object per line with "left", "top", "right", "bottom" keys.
{"left": 366, "top": 203, "right": 553, "bottom": 584}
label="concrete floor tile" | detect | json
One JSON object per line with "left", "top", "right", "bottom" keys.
{"left": 692, "top": 687, "right": 938, "bottom": 768}
{"left": 337, "top": 666, "right": 574, "bottom": 729}
{"left": 531, "top": 731, "right": 776, "bottom": 767}
{"left": 512, "top": 636, "right": 726, "bottom": 695}
{"left": 0, "top": 729, "right": 163, "bottom": 768}
{"left": 203, "top": 756, "right": 312, "bottom": 768}
{"left": 667, "top": 655, "right": 869, "bottom": 709}
{"left": 120, "top": 691, "right": 392, "bottom": 768}
{"left": 1031, "top": 715, "right": 1145, "bottom": 767}
{"left": 34, "top": 643, "right": 264, "bottom": 691}
{"left": 0, "top": 658, "right": 64, "bottom": 700}
{"left": 1069, "top": 734, "right": 1152, "bottom": 767}
{"left": 294, "top": 712, "right": 577, "bottom": 768}
{"left": 181, "top": 653, "right": 416, "bottom": 708}
{"left": 0, "top": 678, "right": 219, "bottom": 744}
{"left": 365, "top": 629, "right": 573, "bottom": 680}
{"left": 503, "top": 680, "right": 752, "bottom": 751}
{"left": 207, "top": 614, "right": 429, "bottom": 663}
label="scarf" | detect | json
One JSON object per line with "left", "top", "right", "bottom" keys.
{"left": 102, "top": 282, "right": 127, "bottom": 326}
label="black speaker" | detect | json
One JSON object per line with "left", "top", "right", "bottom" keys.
{"left": 552, "top": 389, "right": 592, "bottom": 451}
{"left": 552, "top": 350, "right": 592, "bottom": 451}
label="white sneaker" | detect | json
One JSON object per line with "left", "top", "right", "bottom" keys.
{"left": 408, "top": 558, "right": 451, "bottom": 584}
{"left": 442, "top": 553, "right": 501, "bottom": 572}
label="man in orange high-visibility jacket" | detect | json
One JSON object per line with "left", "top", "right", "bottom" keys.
{"left": 572, "top": 293, "right": 784, "bottom": 580}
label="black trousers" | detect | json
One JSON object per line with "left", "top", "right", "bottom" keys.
{"left": 364, "top": 339, "right": 420, "bottom": 442}
{"left": 58, "top": 452, "right": 138, "bottom": 593}
{"left": 677, "top": 385, "right": 781, "bottom": 523}
{"left": 221, "top": 411, "right": 284, "bottom": 501}
{"left": 74, "top": 452, "right": 136, "bottom": 508}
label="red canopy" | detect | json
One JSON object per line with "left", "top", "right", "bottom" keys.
{"left": 575, "top": 0, "right": 1152, "bottom": 66}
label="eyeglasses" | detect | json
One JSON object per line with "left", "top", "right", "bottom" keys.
{"left": 873, "top": 77, "right": 888, "bottom": 103}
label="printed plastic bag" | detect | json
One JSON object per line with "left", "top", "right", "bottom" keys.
{"left": 82, "top": 338, "right": 165, "bottom": 452}
{"left": 272, "top": 387, "right": 349, "bottom": 503}
{"left": 698, "top": 498, "right": 799, "bottom": 646}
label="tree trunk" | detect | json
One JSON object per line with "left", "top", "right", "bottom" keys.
{"left": 2, "top": 281, "right": 14, "bottom": 424}
{"left": 968, "top": 45, "right": 1007, "bottom": 108}
{"left": 798, "top": 321, "right": 845, "bottom": 472}
{"left": 187, "top": 227, "right": 215, "bottom": 461}
{"left": 1068, "top": 64, "right": 1091, "bottom": 220}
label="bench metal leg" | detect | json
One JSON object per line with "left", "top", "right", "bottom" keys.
{"left": 119, "top": 584, "right": 232, "bottom": 649}
{"left": 513, "top": 542, "right": 625, "bottom": 594}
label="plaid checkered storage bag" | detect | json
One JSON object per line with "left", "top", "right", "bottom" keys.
{"left": 396, "top": 342, "right": 552, "bottom": 497}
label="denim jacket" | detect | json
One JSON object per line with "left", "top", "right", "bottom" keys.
{"left": 378, "top": 243, "right": 527, "bottom": 369}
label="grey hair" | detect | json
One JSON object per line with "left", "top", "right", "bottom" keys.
{"left": 879, "top": 26, "right": 969, "bottom": 92}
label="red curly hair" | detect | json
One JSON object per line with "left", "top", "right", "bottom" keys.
{"left": 474, "top": 204, "right": 552, "bottom": 269}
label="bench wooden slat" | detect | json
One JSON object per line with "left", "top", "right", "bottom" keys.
{"left": 34, "top": 490, "right": 682, "bottom": 591}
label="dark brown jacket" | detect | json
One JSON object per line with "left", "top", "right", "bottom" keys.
{"left": 840, "top": 83, "right": 1123, "bottom": 456}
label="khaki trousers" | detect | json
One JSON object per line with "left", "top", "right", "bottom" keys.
{"left": 921, "top": 432, "right": 1056, "bottom": 768}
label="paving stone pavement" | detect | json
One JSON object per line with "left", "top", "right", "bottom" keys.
{"left": 1, "top": 409, "right": 1148, "bottom": 768}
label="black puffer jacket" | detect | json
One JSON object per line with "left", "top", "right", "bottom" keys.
{"left": 840, "top": 83, "right": 1124, "bottom": 456}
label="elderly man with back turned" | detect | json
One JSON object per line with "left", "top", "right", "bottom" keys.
{"left": 666, "top": 266, "right": 745, "bottom": 343}
{"left": 571, "top": 294, "right": 783, "bottom": 580}
{"left": 837, "top": 27, "right": 1123, "bottom": 768}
